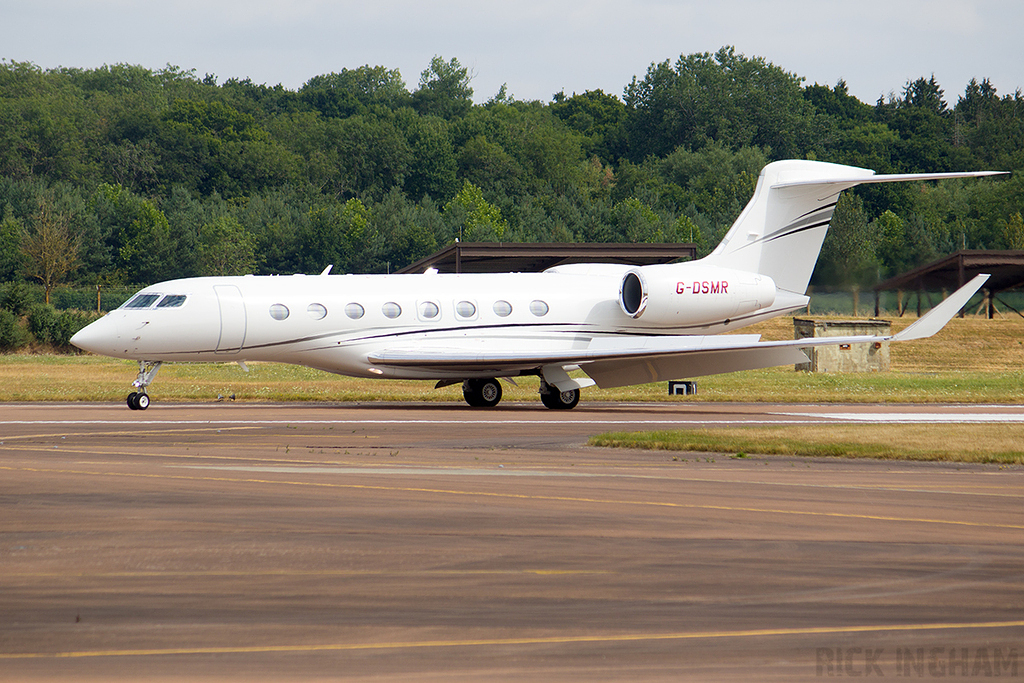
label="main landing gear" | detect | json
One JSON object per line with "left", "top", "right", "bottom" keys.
{"left": 539, "top": 380, "right": 580, "bottom": 410}
{"left": 460, "top": 377, "right": 581, "bottom": 410}
{"left": 126, "top": 361, "right": 162, "bottom": 411}
{"left": 462, "top": 378, "right": 502, "bottom": 408}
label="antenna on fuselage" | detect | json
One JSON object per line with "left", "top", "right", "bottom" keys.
{"left": 320, "top": 265, "right": 333, "bottom": 275}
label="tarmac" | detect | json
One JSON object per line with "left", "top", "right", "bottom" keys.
{"left": 1, "top": 401, "right": 1022, "bottom": 681}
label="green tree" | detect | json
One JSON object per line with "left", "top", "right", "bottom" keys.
{"left": 404, "top": 117, "right": 458, "bottom": 201}
{"left": 298, "top": 198, "right": 374, "bottom": 273}
{"left": 198, "top": 215, "right": 257, "bottom": 275}
{"left": 92, "top": 183, "right": 178, "bottom": 283}
{"left": 373, "top": 188, "right": 442, "bottom": 270}
{"left": 20, "top": 199, "right": 80, "bottom": 303}
{"left": 550, "top": 89, "right": 628, "bottom": 161}
{"left": 329, "top": 115, "right": 412, "bottom": 200}
{"left": 874, "top": 210, "right": 906, "bottom": 274}
{"left": 412, "top": 56, "right": 473, "bottom": 120}
{"left": 813, "top": 192, "right": 876, "bottom": 286}
{"left": 300, "top": 66, "right": 409, "bottom": 118}
{"left": 624, "top": 47, "right": 816, "bottom": 160}
{"left": 1003, "top": 212, "right": 1024, "bottom": 249}
{"left": 612, "top": 197, "right": 664, "bottom": 243}
{"left": 0, "top": 211, "right": 25, "bottom": 280}
{"left": 443, "top": 181, "right": 507, "bottom": 242}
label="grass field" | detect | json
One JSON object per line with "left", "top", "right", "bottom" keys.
{"left": 589, "top": 424, "right": 1024, "bottom": 464}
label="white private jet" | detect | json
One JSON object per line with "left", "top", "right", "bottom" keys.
{"left": 71, "top": 160, "right": 1002, "bottom": 410}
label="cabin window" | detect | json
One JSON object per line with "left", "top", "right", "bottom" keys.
{"left": 493, "top": 300, "right": 512, "bottom": 317}
{"left": 382, "top": 302, "right": 402, "bottom": 319}
{"left": 419, "top": 301, "right": 440, "bottom": 319}
{"left": 530, "top": 300, "right": 549, "bottom": 317}
{"left": 269, "top": 303, "right": 290, "bottom": 321}
{"left": 123, "top": 293, "right": 160, "bottom": 309}
{"left": 156, "top": 294, "right": 187, "bottom": 308}
{"left": 345, "top": 303, "right": 365, "bottom": 320}
{"left": 307, "top": 303, "right": 327, "bottom": 320}
{"left": 455, "top": 300, "right": 476, "bottom": 318}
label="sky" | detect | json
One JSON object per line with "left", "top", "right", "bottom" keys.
{"left": 2, "top": 0, "right": 1022, "bottom": 105}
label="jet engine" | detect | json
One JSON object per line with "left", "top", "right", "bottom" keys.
{"left": 618, "top": 263, "right": 777, "bottom": 327}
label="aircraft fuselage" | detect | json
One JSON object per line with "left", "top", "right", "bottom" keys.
{"left": 72, "top": 263, "right": 786, "bottom": 381}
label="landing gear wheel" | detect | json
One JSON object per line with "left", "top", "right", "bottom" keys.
{"left": 463, "top": 378, "right": 502, "bottom": 408}
{"left": 126, "top": 361, "right": 162, "bottom": 411}
{"left": 541, "top": 387, "right": 580, "bottom": 410}
{"left": 127, "top": 392, "right": 150, "bottom": 411}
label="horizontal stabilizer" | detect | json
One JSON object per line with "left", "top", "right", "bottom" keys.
{"left": 772, "top": 170, "right": 1007, "bottom": 190}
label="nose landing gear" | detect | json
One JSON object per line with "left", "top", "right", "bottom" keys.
{"left": 126, "top": 361, "right": 162, "bottom": 411}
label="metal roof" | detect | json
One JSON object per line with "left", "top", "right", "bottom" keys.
{"left": 394, "top": 242, "right": 698, "bottom": 274}
{"left": 873, "top": 250, "right": 1024, "bottom": 293}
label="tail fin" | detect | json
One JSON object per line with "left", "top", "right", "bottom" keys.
{"left": 702, "top": 160, "right": 1005, "bottom": 295}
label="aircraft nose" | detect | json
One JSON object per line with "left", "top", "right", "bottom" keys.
{"left": 70, "top": 317, "right": 117, "bottom": 355}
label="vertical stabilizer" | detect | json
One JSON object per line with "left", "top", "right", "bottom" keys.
{"left": 701, "top": 160, "right": 1004, "bottom": 295}
{"left": 703, "top": 160, "right": 871, "bottom": 294}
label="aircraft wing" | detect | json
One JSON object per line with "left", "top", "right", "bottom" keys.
{"left": 368, "top": 274, "right": 988, "bottom": 389}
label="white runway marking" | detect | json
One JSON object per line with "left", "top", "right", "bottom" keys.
{"left": 173, "top": 465, "right": 602, "bottom": 477}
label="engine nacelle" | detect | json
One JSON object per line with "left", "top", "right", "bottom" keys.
{"left": 618, "top": 263, "right": 777, "bottom": 327}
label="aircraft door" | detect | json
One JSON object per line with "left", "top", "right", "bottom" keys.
{"left": 214, "top": 285, "right": 247, "bottom": 353}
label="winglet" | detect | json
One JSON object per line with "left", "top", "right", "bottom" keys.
{"left": 891, "top": 274, "right": 990, "bottom": 342}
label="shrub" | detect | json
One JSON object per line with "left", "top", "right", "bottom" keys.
{"left": 0, "top": 281, "right": 34, "bottom": 315}
{"left": 53, "top": 309, "right": 100, "bottom": 349}
{"left": 27, "top": 304, "right": 60, "bottom": 344}
{"left": 26, "top": 304, "right": 100, "bottom": 350}
{"left": 0, "top": 309, "right": 28, "bottom": 350}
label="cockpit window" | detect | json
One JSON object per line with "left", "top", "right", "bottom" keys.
{"left": 123, "top": 293, "right": 161, "bottom": 309}
{"left": 156, "top": 295, "right": 187, "bottom": 308}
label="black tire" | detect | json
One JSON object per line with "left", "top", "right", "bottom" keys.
{"left": 135, "top": 393, "right": 150, "bottom": 410}
{"left": 127, "top": 392, "right": 139, "bottom": 410}
{"left": 463, "top": 378, "right": 502, "bottom": 408}
{"left": 541, "top": 387, "right": 580, "bottom": 410}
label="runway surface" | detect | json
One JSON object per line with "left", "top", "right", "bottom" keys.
{"left": 1, "top": 401, "right": 1023, "bottom": 681}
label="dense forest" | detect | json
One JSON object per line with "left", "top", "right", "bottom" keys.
{"left": 1, "top": 46, "right": 1023, "bottom": 318}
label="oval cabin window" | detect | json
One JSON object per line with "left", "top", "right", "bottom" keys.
{"left": 493, "top": 300, "right": 512, "bottom": 317}
{"left": 419, "top": 301, "right": 439, "bottom": 319}
{"left": 529, "top": 300, "right": 549, "bottom": 317}
{"left": 382, "top": 302, "right": 402, "bottom": 319}
{"left": 345, "top": 303, "right": 365, "bottom": 319}
{"left": 307, "top": 303, "right": 327, "bottom": 320}
{"left": 269, "top": 303, "right": 290, "bottom": 321}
